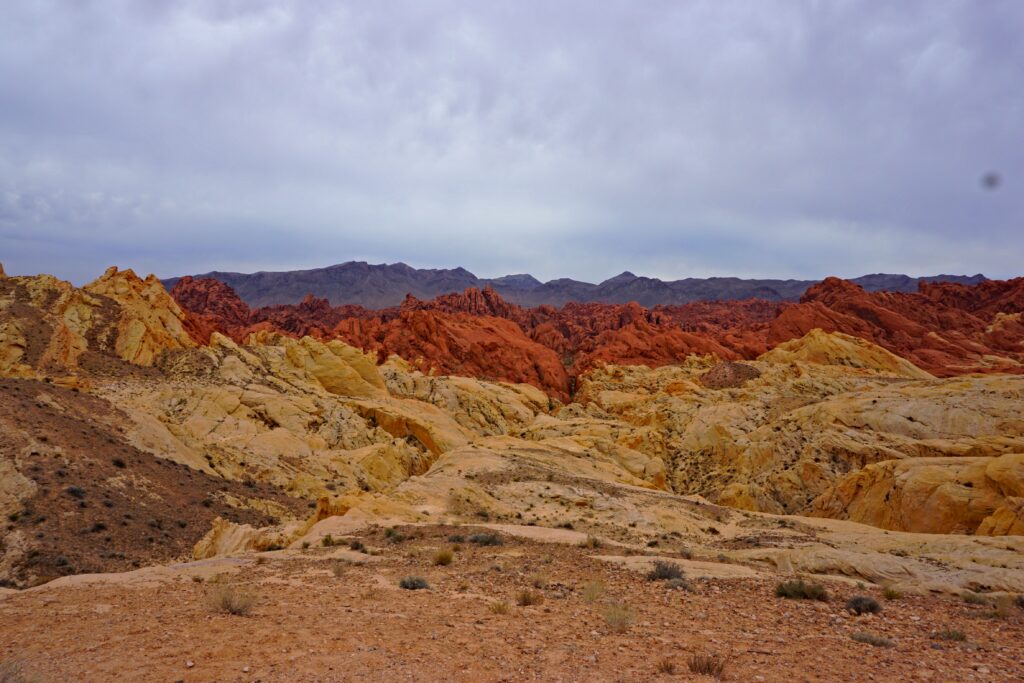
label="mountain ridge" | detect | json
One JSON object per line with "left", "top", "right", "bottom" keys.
{"left": 162, "top": 261, "right": 988, "bottom": 308}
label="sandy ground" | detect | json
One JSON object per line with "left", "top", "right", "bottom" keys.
{"left": 1, "top": 524, "right": 1021, "bottom": 682}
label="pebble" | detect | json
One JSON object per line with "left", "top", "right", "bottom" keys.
{"left": 185, "top": 661, "right": 194, "bottom": 669}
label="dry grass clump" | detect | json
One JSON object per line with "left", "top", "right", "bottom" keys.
{"left": 851, "top": 632, "right": 894, "bottom": 648}
{"left": 655, "top": 658, "right": 676, "bottom": 675}
{"left": 646, "top": 561, "right": 684, "bottom": 582}
{"left": 601, "top": 603, "right": 635, "bottom": 633}
{"left": 688, "top": 653, "right": 727, "bottom": 679}
{"left": 933, "top": 629, "right": 966, "bottom": 642}
{"left": 581, "top": 580, "right": 604, "bottom": 603}
{"left": 399, "top": 576, "right": 429, "bottom": 590}
{"left": 883, "top": 586, "right": 902, "bottom": 600}
{"left": 846, "top": 595, "right": 881, "bottom": 615}
{"left": 433, "top": 549, "right": 454, "bottom": 566}
{"left": 962, "top": 592, "right": 988, "bottom": 605}
{"left": 529, "top": 574, "right": 549, "bottom": 589}
{"left": 488, "top": 601, "right": 510, "bottom": 615}
{"left": 516, "top": 589, "right": 544, "bottom": 607}
{"left": 206, "top": 586, "right": 256, "bottom": 616}
{"left": 578, "top": 535, "right": 603, "bottom": 549}
{"left": 775, "top": 579, "right": 829, "bottom": 601}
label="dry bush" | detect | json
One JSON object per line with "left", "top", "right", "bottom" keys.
{"left": 851, "top": 632, "right": 894, "bottom": 648}
{"left": 206, "top": 586, "right": 256, "bottom": 616}
{"left": 601, "top": 603, "right": 635, "bottom": 633}
{"left": 688, "top": 653, "right": 726, "bottom": 679}
{"left": 775, "top": 579, "right": 829, "bottom": 601}
{"left": 579, "top": 535, "right": 602, "bottom": 549}
{"left": 846, "top": 595, "right": 881, "bottom": 615}
{"left": 655, "top": 658, "right": 675, "bottom": 675}
{"left": 581, "top": 580, "right": 604, "bottom": 603}
{"left": 530, "top": 574, "right": 549, "bottom": 589}
{"left": 468, "top": 532, "right": 503, "bottom": 546}
{"left": 646, "top": 561, "right": 683, "bottom": 582}
{"left": 433, "top": 549, "right": 454, "bottom": 566}
{"left": 516, "top": 590, "right": 544, "bottom": 606}
{"left": 489, "top": 601, "right": 510, "bottom": 615}
{"left": 962, "top": 592, "right": 988, "bottom": 605}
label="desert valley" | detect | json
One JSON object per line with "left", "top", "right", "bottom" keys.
{"left": 0, "top": 263, "right": 1022, "bottom": 681}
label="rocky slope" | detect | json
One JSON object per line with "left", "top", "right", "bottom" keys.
{"left": 162, "top": 260, "right": 987, "bottom": 307}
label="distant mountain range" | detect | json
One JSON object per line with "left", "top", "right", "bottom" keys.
{"left": 161, "top": 262, "right": 988, "bottom": 309}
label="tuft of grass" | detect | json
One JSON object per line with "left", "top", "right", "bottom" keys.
{"left": 963, "top": 592, "right": 988, "bottom": 605}
{"left": 468, "top": 532, "right": 503, "bottom": 546}
{"left": 399, "top": 576, "right": 429, "bottom": 590}
{"left": 775, "top": 579, "right": 829, "bottom": 601}
{"left": 206, "top": 586, "right": 256, "bottom": 616}
{"left": 850, "top": 632, "right": 895, "bottom": 648}
{"left": 581, "top": 580, "right": 604, "bottom": 603}
{"left": 646, "top": 560, "right": 684, "bottom": 582}
{"left": 529, "top": 574, "right": 549, "bottom": 589}
{"left": 348, "top": 539, "right": 366, "bottom": 552}
{"left": 433, "top": 549, "right": 454, "bottom": 566}
{"left": 579, "top": 535, "right": 602, "bottom": 549}
{"left": 321, "top": 534, "right": 335, "bottom": 547}
{"left": 883, "top": 586, "right": 902, "bottom": 600}
{"left": 846, "top": 595, "right": 881, "bottom": 615}
{"left": 688, "top": 653, "right": 727, "bottom": 679}
{"left": 933, "top": 629, "right": 966, "bottom": 642}
{"left": 601, "top": 603, "right": 635, "bottom": 633}
{"left": 666, "top": 577, "right": 694, "bottom": 592}
{"left": 488, "top": 601, "right": 510, "bottom": 614}
{"left": 655, "top": 658, "right": 676, "bottom": 675}
{"left": 516, "top": 590, "right": 544, "bottom": 607}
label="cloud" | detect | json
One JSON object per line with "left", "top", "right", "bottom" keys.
{"left": 0, "top": 0, "right": 1021, "bottom": 284}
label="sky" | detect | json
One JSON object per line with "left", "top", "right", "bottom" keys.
{"left": 1, "top": 0, "right": 1021, "bottom": 285}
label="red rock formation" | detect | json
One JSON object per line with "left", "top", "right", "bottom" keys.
{"left": 169, "top": 275, "right": 1024, "bottom": 398}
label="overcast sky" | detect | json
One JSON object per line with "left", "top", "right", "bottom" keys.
{"left": 1, "top": 1, "right": 1021, "bottom": 284}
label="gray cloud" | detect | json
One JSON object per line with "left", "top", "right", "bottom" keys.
{"left": 1, "top": 0, "right": 1021, "bottom": 284}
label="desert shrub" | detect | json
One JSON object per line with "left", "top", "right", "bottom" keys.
{"left": 529, "top": 574, "right": 549, "bottom": 589}
{"left": 349, "top": 539, "right": 366, "bottom": 552}
{"left": 933, "top": 629, "right": 966, "bottom": 642}
{"left": 688, "top": 653, "right": 726, "bottom": 679}
{"left": 321, "top": 534, "right": 335, "bottom": 547}
{"left": 581, "top": 580, "right": 604, "bottom": 603}
{"left": 846, "top": 595, "right": 881, "bottom": 615}
{"left": 447, "top": 534, "right": 465, "bottom": 543}
{"left": 578, "top": 535, "right": 603, "bottom": 549}
{"left": 399, "top": 576, "right": 429, "bottom": 590}
{"left": 601, "top": 603, "right": 635, "bottom": 633}
{"left": 963, "top": 592, "right": 988, "bottom": 605}
{"left": 516, "top": 589, "right": 544, "bottom": 606}
{"left": 883, "top": 586, "right": 902, "bottom": 600}
{"left": 488, "top": 601, "right": 510, "bottom": 614}
{"left": 207, "top": 586, "right": 256, "bottom": 615}
{"left": 666, "top": 577, "right": 694, "bottom": 592}
{"left": 646, "top": 561, "right": 683, "bottom": 582}
{"left": 851, "top": 632, "right": 894, "bottom": 648}
{"left": 65, "top": 486, "right": 85, "bottom": 499}
{"left": 112, "top": 458, "right": 126, "bottom": 469}
{"left": 655, "top": 658, "right": 675, "bottom": 675}
{"left": 468, "top": 532, "right": 503, "bottom": 546}
{"left": 775, "top": 580, "right": 829, "bottom": 601}
{"left": 433, "top": 549, "right": 453, "bottom": 566}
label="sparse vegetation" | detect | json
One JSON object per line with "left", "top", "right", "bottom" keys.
{"left": 646, "top": 560, "right": 683, "bottom": 581}
{"left": 488, "top": 601, "right": 510, "bottom": 614}
{"left": 206, "top": 586, "right": 256, "bottom": 616}
{"left": 846, "top": 595, "right": 881, "bottom": 615}
{"left": 666, "top": 577, "right": 693, "bottom": 592}
{"left": 963, "top": 592, "right": 988, "bottom": 605}
{"left": 883, "top": 586, "right": 902, "bottom": 600}
{"left": 529, "top": 574, "right": 549, "bottom": 589}
{"left": 468, "top": 532, "right": 503, "bottom": 546}
{"left": 581, "top": 580, "right": 604, "bottom": 603}
{"left": 111, "top": 457, "right": 126, "bottom": 468}
{"left": 433, "top": 549, "right": 453, "bottom": 566}
{"left": 349, "top": 539, "right": 366, "bottom": 552}
{"left": 321, "top": 534, "right": 336, "bottom": 547}
{"left": 655, "top": 658, "right": 676, "bottom": 675}
{"left": 447, "top": 534, "right": 465, "bottom": 543}
{"left": 579, "top": 535, "right": 602, "bottom": 549}
{"left": 65, "top": 486, "right": 86, "bottom": 499}
{"left": 516, "top": 589, "right": 544, "bottom": 606}
{"left": 851, "top": 632, "right": 894, "bottom": 648}
{"left": 601, "top": 603, "right": 635, "bottom": 633}
{"left": 399, "top": 576, "right": 429, "bottom": 590}
{"left": 688, "top": 653, "right": 726, "bottom": 679}
{"left": 934, "top": 629, "right": 966, "bottom": 642}
{"left": 775, "top": 579, "right": 829, "bottom": 601}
